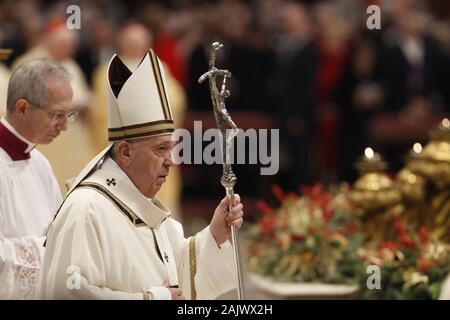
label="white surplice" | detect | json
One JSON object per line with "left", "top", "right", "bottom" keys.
{"left": 0, "top": 118, "right": 62, "bottom": 299}
{"left": 38, "top": 157, "right": 236, "bottom": 300}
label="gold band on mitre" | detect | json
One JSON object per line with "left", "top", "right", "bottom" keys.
{"left": 148, "top": 50, "right": 173, "bottom": 121}
{"left": 108, "top": 119, "right": 174, "bottom": 141}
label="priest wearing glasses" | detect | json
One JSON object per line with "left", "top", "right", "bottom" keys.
{"left": 0, "top": 59, "right": 76, "bottom": 299}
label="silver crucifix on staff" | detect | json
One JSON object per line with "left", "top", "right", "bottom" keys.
{"left": 198, "top": 42, "right": 245, "bottom": 300}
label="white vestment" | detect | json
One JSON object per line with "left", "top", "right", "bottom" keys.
{"left": 0, "top": 118, "right": 62, "bottom": 299}
{"left": 38, "top": 158, "right": 235, "bottom": 299}
{"left": 439, "top": 274, "right": 450, "bottom": 300}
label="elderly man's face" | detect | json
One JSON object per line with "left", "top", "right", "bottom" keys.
{"left": 127, "top": 134, "right": 176, "bottom": 198}
{"left": 25, "top": 77, "right": 73, "bottom": 144}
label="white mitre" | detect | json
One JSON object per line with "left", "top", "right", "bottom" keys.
{"left": 67, "top": 50, "right": 175, "bottom": 194}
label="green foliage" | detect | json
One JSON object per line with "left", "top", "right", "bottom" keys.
{"left": 246, "top": 184, "right": 449, "bottom": 299}
{"left": 246, "top": 186, "right": 363, "bottom": 285}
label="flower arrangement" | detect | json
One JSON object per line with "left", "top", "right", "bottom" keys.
{"left": 355, "top": 215, "right": 450, "bottom": 300}
{"left": 246, "top": 183, "right": 450, "bottom": 299}
{"left": 246, "top": 184, "right": 364, "bottom": 285}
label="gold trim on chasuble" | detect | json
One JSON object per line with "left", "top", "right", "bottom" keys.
{"left": 77, "top": 182, "right": 146, "bottom": 226}
{"left": 76, "top": 182, "right": 168, "bottom": 265}
{"left": 189, "top": 236, "right": 197, "bottom": 300}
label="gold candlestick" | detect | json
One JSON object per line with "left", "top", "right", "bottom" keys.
{"left": 350, "top": 148, "right": 401, "bottom": 212}
{"left": 349, "top": 148, "right": 401, "bottom": 242}
{"left": 406, "top": 118, "right": 450, "bottom": 240}
{"left": 397, "top": 143, "right": 426, "bottom": 203}
{"left": 408, "top": 118, "right": 450, "bottom": 189}
{"left": 396, "top": 143, "right": 427, "bottom": 228}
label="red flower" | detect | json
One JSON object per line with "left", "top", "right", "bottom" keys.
{"left": 394, "top": 222, "right": 406, "bottom": 235}
{"left": 256, "top": 200, "right": 275, "bottom": 216}
{"left": 290, "top": 234, "right": 305, "bottom": 242}
{"left": 417, "top": 256, "right": 434, "bottom": 273}
{"left": 299, "top": 184, "right": 323, "bottom": 198}
{"left": 310, "top": 184, "right": 324, "bottom": 197}
{"left": 259, "top": 216, "right": 275, "bottom": 238}
{"left": 400, "top": 235, "right": 416, "bottom": 249}
{"left": 299, "top": 184, "right": 332, "bottom": 217}
{"left": 323, "top": 209, "right": 333, "bottom": 223}
{"left": 256, "top": 200, "right": 276, "bottom": 237}
{"left": 345, "top": 225, "right": 358, "bottom": 235}
{"left": 271, "top": 185, "right": 285, "bottom": 203}
{"left": 286, "top": 192, "right": 298, "bottom": 201}
{"left": 419, "top": 227, "right": 430, "bottom": 245}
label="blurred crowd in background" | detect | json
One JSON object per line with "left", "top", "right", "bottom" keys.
{"left": 1, "top": 0, "right": 449, "bottom": 220}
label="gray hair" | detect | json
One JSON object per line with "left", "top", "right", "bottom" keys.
{"left": 107, "top": 143, "right": 118, "bottom": 160}
{"left": 106, "top": 140, "right": 140, "bottom": 161}
{"left": 6, "top": 59, "right": 70, "bottom": 113}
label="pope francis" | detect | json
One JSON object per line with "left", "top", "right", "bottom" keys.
{"left": 37, "top": 50, "right": 244, "bottom": 300}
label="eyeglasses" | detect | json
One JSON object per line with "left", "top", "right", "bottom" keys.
{"left": 29, "top": 101, "right": 78, "bottom": 123}
{"left": 46, "top": 110, "right": 79, "bottom": 122}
